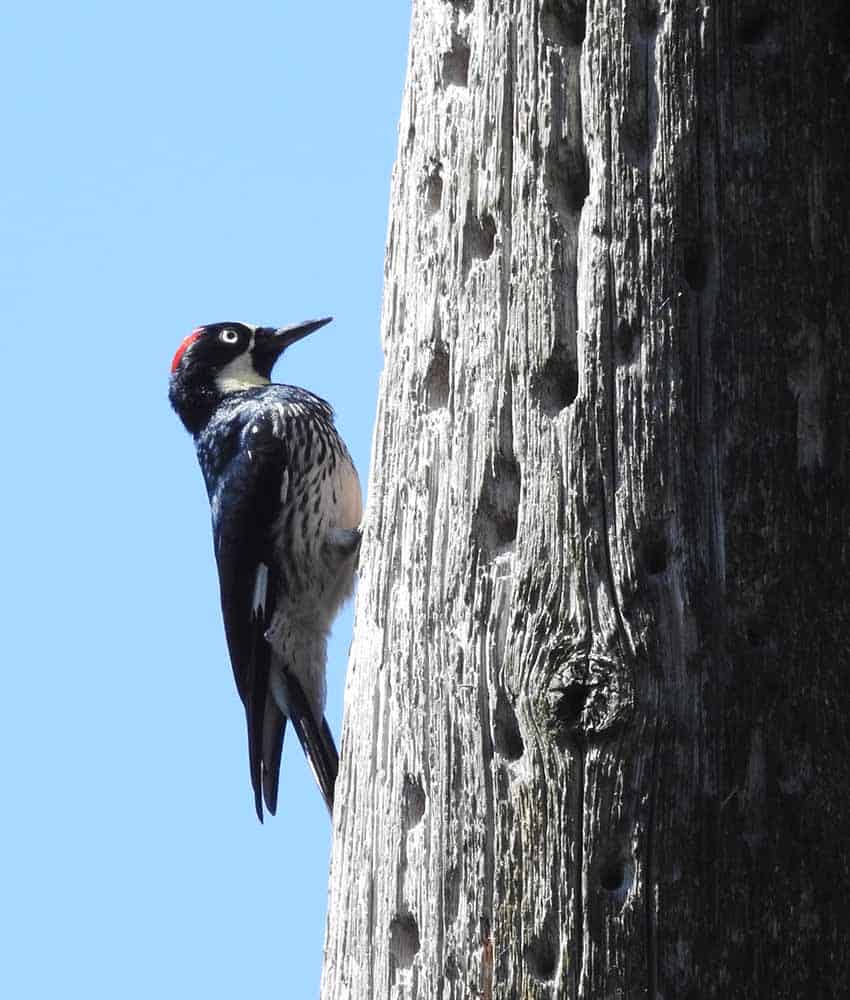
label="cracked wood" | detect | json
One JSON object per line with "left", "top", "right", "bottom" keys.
{"left": 321, "top": 2, "right": 850, "bottom": 997}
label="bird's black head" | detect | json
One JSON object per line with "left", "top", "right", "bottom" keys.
{"left": 168, "top": 318, "right": 332, "bottom": 435}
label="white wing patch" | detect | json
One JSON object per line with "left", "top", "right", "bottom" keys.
{"left": 252, "top": 562, "right": 270, "bottom": 615}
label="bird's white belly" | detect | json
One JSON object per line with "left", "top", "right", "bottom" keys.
{"left": 334, "top": 455, "right": 363, "bottom": 531}
{"left": 265, "top": 450, "right": 361, "bottom": 718}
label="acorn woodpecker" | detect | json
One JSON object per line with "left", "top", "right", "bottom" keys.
{"left": 168, "top": 319, "right": 361, "bottom": 820}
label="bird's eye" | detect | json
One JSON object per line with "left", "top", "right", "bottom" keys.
{"left": 219, "top": 329, "right": 240, "bottom": 345}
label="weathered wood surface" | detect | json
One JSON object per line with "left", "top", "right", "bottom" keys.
{"left": 322, "top": 2, "right": 850, "bottom": 997}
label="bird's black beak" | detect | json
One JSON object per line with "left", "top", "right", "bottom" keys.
{"left": 253, "top": 317, "right": 332, "bottom": 377}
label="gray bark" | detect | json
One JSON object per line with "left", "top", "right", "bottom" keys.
{"left": 322, "top": 1, "right": 850, "bottom": 997}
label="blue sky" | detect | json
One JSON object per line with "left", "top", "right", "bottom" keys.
{"left": 1, "top": 4, "right": 409, "bottom": 996}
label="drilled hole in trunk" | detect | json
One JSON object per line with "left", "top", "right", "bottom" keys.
{"left": 551, "top": 680, "right": 590, "bottom": 748}
{"left": 475, "top": 453, "right": 521, "bottom": 553}
{"left": 600, "top": 858, "right": 626, "bottom": 890}
{"left": 615, "top": 317, "right": 638, "bottom": 360}
{"left": 441, "top": 34, "right": 470, "bottom": 87}
{"left": 425, "top": 166, "right": 443, "bottom": 214}
{"left": 683, "top": 243, "right": 709, "bottom": 291}
{"left": 462, "top": 207, "right": 497, "bottom": 277}
{"left": 423, "top": 346, "right": 450, "bottom": 410}
{"left": 532, "top": 342, "right": 579, "bottom": 415}
{"left": 546, "top": 140, "right": 589, "bottom": 214}
{"left": 599, "top": 854, "right": 635, "bottom": 899}
{"left": 524, "top": 909, "right": 560, "bottom": 981}
{"left": 389, "top": 910, "right": 420, "bottom": 980}
{"left": 540, "top": 0, "right": 586, "bottom": 46}
{"left": 642, "top": 527, "right": 669, "bottom": 575}
{"left": 738, "top": 8, "right": 774, "bottom": 45}
{"left": 402, "top": 773, "right": 426, "bottom": 829}
{"left": 493, "top": 688, "right": 525, "bottom": 761}
{"left": 637, "top": 2, "right": 661, "bottom": 37}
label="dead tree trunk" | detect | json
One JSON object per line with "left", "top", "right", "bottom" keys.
{"left": 322, "top": 1, "right": 850, "bottom": 997}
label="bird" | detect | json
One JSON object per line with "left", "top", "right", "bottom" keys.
{"left": 168, "top": 319, "right": 362, "bottom": 821}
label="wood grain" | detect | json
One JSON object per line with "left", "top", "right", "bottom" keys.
{"left": 322, "top": 2, "right": 850, "bottom": 996}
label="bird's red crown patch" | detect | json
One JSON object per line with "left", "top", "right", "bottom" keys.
{"left": 171, "top": 328, "right": 204, "bottom": 373}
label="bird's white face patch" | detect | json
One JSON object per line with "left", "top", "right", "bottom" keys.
{"left": 215, "top": 330, "right": 269, "bottom": 393}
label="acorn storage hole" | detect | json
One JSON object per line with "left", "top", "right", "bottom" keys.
{"left": 444, "top": 863, "right": 461, "bottom": 925}
{"left": 615, "top": 317, "right": 638, "bottom": 360}
{"left": 642, "top": 526, "right": 669, "bottom": 575}
{"left": 600, "top": 858, "right": 627, "bottom": 891}
{"left": 524, "top": 908, "right": 560, "bottom": 982}
{"left": 637, "top": 1, "right": 661, "bottom": 38}
{"left": 475, "top": 453, "right": 521, "bottom": 554}
{"left": 683, "top": 243, "right": 709, "bottom": 292}
{"left": 493, "top": 688, "right": 525, "bottom": 761}
{"left": 389, "top": 910, "right": 421, "bottom": 981}
{"left": 546, "top": 139, "right": 589, "bottom": 215}
{"left": 441, "top": 34, "right": 470, "bottom": 87}
{"left": 462, "top": 207, "right": 497, "bottom": 277}
{"left": 737, "top": 8, "right": 775, "bottom": 46}
{"left": 540, "top": 0, "right": 587, "bottom": 46}
{"left": 424, "top": 161, "right": 443, "bottom": 215}
{"left": 598, "top": 852, "right": 635, "bottom": 901}
{"left": 551, "top": 679, "right": 590, "bottom": 749}
{"left": 532, "top": 342, "right": 579, "bottom": 416}
{"left": 402, "top": 773, "right": 426, "bottom": 830}
{"left": 424, "top": 346, "right": 450, "bottom": 411}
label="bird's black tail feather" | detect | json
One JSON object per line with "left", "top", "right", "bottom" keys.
{"left": 247, "top": 606, "right": 272, "bottom": 823}
{"left": 246, "top": 561, "right": 280, "bottom": 823}
{"left": 245, "top": 560, "right": 338, "bottom": 818}
{"left": 283, "top": 672, "right": 339, "bottom": 815}
{"left": 261, "top": 700, "right": 286, "bottom": 816}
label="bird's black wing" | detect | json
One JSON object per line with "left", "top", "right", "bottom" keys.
{"left": 210, "top": 410, "right": 289, "bottom": 821}
{"left": 210, "top": 405, "right": 340, "bottom": 819}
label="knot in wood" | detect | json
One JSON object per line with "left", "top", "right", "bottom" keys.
{"left": 543, "top": 648, "right": 634, "bottom": 748}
